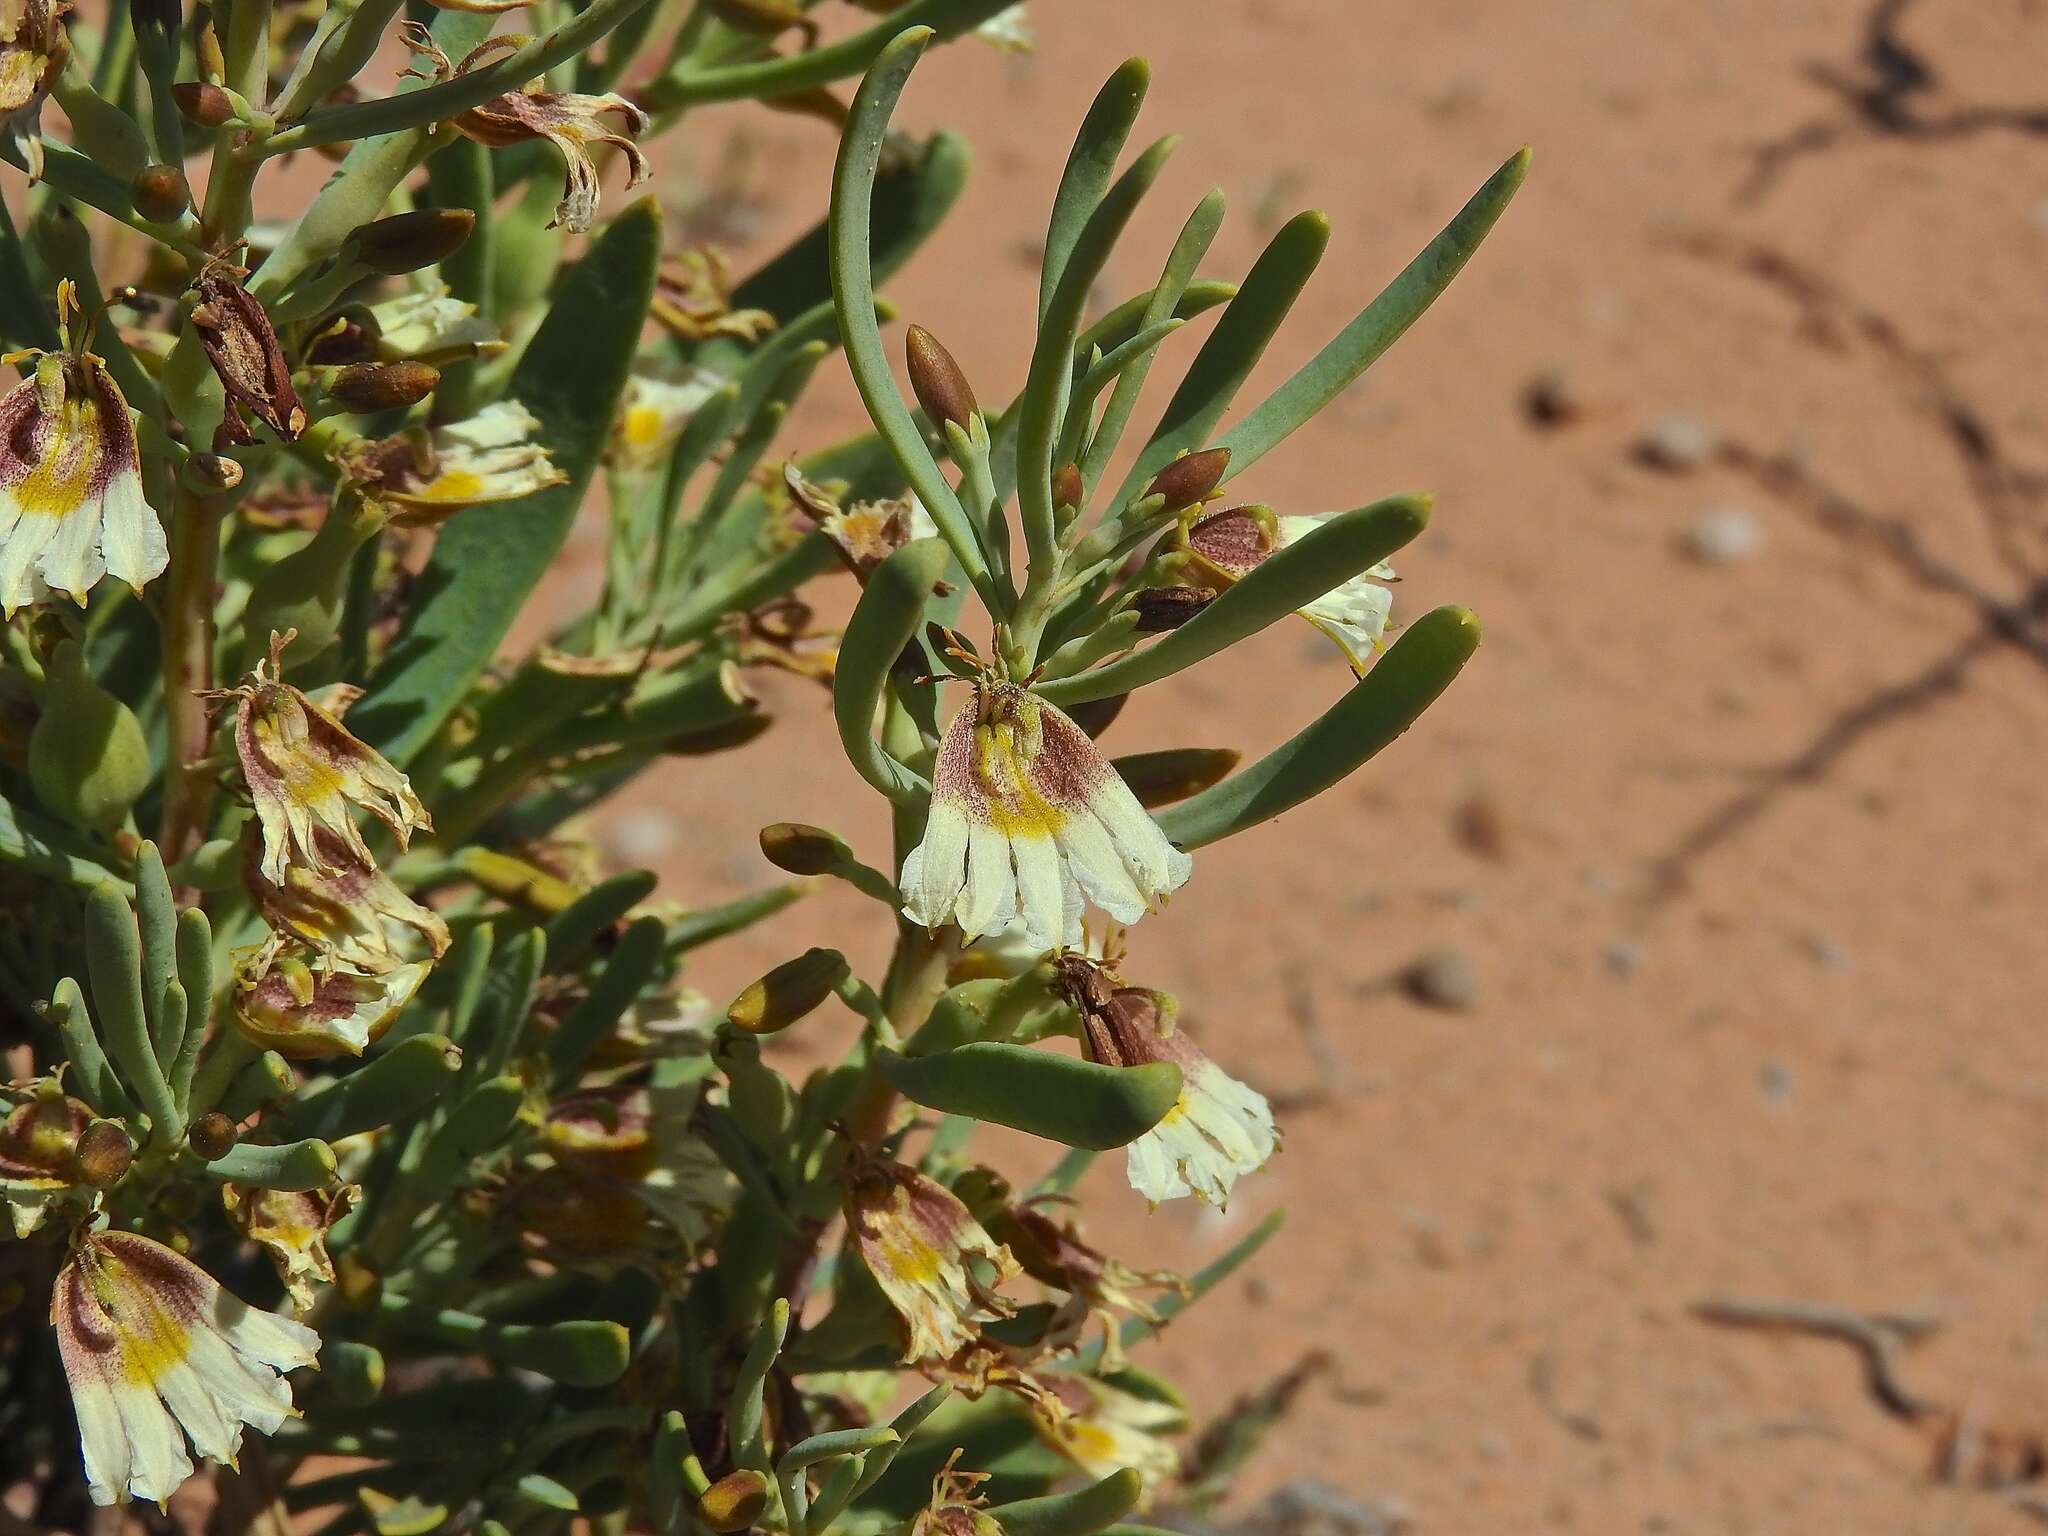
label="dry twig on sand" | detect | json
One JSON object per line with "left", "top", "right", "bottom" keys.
{"left": 1691, "top": 1295, "right": 1943, "bottom": 1420}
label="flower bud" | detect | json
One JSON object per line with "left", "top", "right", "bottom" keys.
{"left": 131, "top": 164, "right": 191, "bottom": 223}
{"left": 172, "top": 81, "right": 237, "bottom": 128}
{"left": 73, "top": 1121, "right": 134, "bottom": 1188}
{"left": 758, "top": 821, "right": 848, "bottom": 876}
{"left": 1143, "top": 446, "right": 1230, "bottom": 510}
{"left": 1129, "top": 584, "right": 1214, "bottom": 633}
{"left": 29, "top": 642, "right": 151, "bottom": 832}
{"left": 1053, "top": 461, "right": 1084, "bottom": 512}
{"left": 726, "top": 948, "right": 849, "bottom": 1035}
{"left": 186, "top": 1112, "right": 237, "bottom": 1162}
{"left": 326, "top": 361, "right": 439, "bottom": 412}
{"left": 905, "top": 324, "right": 978, "bottom": 430}
{"left": 346, "top": 209, "right": 476, "bottom": 275}
{"left": 698, "top": 1471, "right": 773, "bottom": 1533}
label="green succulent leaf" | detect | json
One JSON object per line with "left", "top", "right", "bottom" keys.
{"left": 1216, "top": 147, "right": 1531, "bottom": 479}
{"left": 992, "top": 1471, "right": 1145, "bottom": 1536}
{"left": 876, "top": 1045, "right": 1181, "bottom": 1150}
{"left": 1155, "top": 604, "right": 1482, "bottom": 848}
{"left": 835, "top": 536, "right": 951, "bottom": 802}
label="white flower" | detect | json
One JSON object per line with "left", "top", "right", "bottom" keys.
{"left": 844, "top": 1155, "right": 1018, "bottom": 1364}
{"left": 54, "top": 1230, "right": 320, "bottom": 1507}
{"left": 974, "top": 3, "right": 1034, "bottom": 52}
{"left": 0, "top": 283, "right": 165, "bottom": 614}
{"left": 365, "top": 280, "right": 503, "bottom": 362}
{"left": 901, "top": 680, "right": 1191, "bottom": 953}
{"left": 345, "top": 400, "right": 566, "bottom": 524}
{"left": 1028, "top": 1373, "right": 1183, "bottom": 1487}
{"left": 1177, "top": 504, "right": 1396, "bottom": 675}
{"left": 612, "top": 367, "right": 723, "bottom": 474}
{"left": 1060, "top": 968, "right": 1276, "bottom": 1209}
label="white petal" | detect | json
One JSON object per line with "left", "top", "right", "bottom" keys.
{"left": 110, "top": 1376, "right": 193, "bottom": 1506}
{"left": 210, "top": 1290, "right": 320, "bottom": 1373}
{"left": 1057, "top": 812, "right": 1148, "bottom": 925}
{"left": 0, "top": 505, "right": 58, "bottom": 613}
{"left": 1010, "top": 831, "right": 1066, "bottom": 955}
{"left": 1124, "top": 1124, "right": 1190, "bottom": 1205}
{"left": 96, "top": 469, "right": 168, "bottom": 590}
{"left": 1081, "top": 778, "right": 1190, "bottom": 908}
{"left": 35, "top": 498, "right": 106, "bottom": 602}
{"left": 67, "top": 1366, "right": 133, "bottom": 1507}
{"left": 958, "top": 821, "right": 1018, "bottom": 940}
{"left": 901, "top": 801, "right": 969, "bottom": 929}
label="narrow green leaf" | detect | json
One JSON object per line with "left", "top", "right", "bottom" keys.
{"left": 1110, "top": 210, "right": 1329, "bottom": 508}
{"left": 1217, "top": 148, "right": 1530, "bottom": 478}
{"left": 1155, "top": 605, "right": 1481, "bottom": 848}
{"left": 1040, "top": 60, "right": 1149, "bottom": 326}
{"left": 542, "top": 871, "right": 658, "bottom": 973}
{"left": 547, "top": 917, "right": 664, "bottom": 1081}
{"left": 992, "top": 1471, "right": 1143, "bottom": 1536}
{"left": 133, "top": 843, "right": 178, "bottom": 1071}
{"left": 1018, "top": 134, "right": 1179, "bottom": 571}
{"left": 382, "top": 1297, "right": 631, "bottom": 1387}
{"left": 668, "top": 882, "right": 810, "bottom": 954}
{"left": 84, "top": 881, "right": 180, "bottom": 1146}
{"left": 829, "top": 27, "right": 991, "bottom": 607}
{"left": 777, "top": 1427, "right": 897, "bottom": 1476}
{"left": 835, "top": 536, "right": 950, "bottom": 801}
{"left": 282, "top": 1034, "right": 464, "bottom": 1144}
{"left": 1039, "top": 495, "right": 1429, "bottom": 706}
{"left": 352, "top": 199, "right": 663, "bottom": 763}
{"left": 877, "top": 1045, "right": 1180, "bottom": 1150}
{"left": 202, "top": 1137, "right": 338, "bottom": 1191}
{"left": 646, "top": 0, "right": 1019, "bottom": 108}
{"left": 47, "top": 976, "right": 129, "bottom": 1117}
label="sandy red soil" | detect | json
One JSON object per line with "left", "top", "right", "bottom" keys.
{"left": 549, "top": 1, "right": 2048, "bottom": 1530}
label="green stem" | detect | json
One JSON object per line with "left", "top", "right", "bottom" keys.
{"left": 158, "top": 485, "right": 227, "bottom": 865}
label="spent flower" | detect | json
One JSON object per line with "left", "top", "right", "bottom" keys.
{"left": 844, "top": 1154, "right": 1019, "bottom": 1365}
{"left": 1174, "top": 503, "right": 1398, "bottom": 675}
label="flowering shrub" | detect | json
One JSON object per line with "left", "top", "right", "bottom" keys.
{"left": 0, "top": 2, "right": 1525, "bottom": 1531}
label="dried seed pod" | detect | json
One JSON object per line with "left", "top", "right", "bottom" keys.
{"left": 171, "top": 81, "right": 236, "bottom": 128}
{"left": 1129, "top": 583, "right": 1215, "bottom": 633}
{"left": 192, "top": 262, "right": 305, "bottom": 444}
{"left": 726, "top": 948, "right": 848, "bottom": 1034}
{"left": 698, "top": 1471, "right": 772, "bottom": 1532}
{"left": 346, "top": 208, "right": 476, "bottom": 275}
{"left": 73, "top": 1120, "right": 134, "bottom": 1188}
{"left": 758, "top": 822, "right": 847, "bottom": 876}
{"left": 1053, "top": 461, "right": 1084, "bottom": 512}
{"left": 130, "top": 164, "right": 191, "bottom": 223}
{"left": 186, "top": 1112, "right": 236, "bottom": 1162}
{"left": 905, "top": 324, "right": 978, "bottom": 430}
{"left": 1143, "top": 446, "right": 1230, "bottom": 510}
{"left": 325, "top": 361, "right": 439, "bottom": 412}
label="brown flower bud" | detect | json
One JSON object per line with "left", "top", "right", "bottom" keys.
{"left": 305, "top": 317, "right": 372, "bottom": 368}
{"left": 131, "top": 164, "right": 191, "bottom": 224}
{"left": 186, "top": 1111, "right": 237, "bottom": 1161}
{"left": 698, "top": 1471, "right": 773, "bottom": 1533}
{"left": 1053, "top": 461, "right": 1084, "bottom": 512}
{"left": 347, "top": 209, "right": 476, "bottom": 275}
{"left": 73, "top": 1120, "right": 134, "bottom": 1187}
{"left": 326, "top": 361, "right": 440, "bottom": 412}
{"left": 905, "top": 324, "right": 978, "bottom": 431}
{"left": 1143, "top": 446, "right": 1230, "bottom": 510}
{"left": 758, "top": 821, "right": 846, "bottom": 876}
{"left": 726, "top": 947, "right": 849, "bottom": 1035}
{"left": 1130, "top": 584, "right": 1215, "bottom": 633}
{"left": 172, "top": 81, "right": 236, "bottom": 128}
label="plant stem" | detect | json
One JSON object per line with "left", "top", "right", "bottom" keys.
{"left": 158, "top": 486, "right": 227, "bottom": 865}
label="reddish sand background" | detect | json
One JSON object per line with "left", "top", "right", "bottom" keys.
{"left": 543, "top": 1, "right": 2048, "bottom": 1530}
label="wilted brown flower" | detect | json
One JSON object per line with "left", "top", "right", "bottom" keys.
{"left": 403, "top": 26, "right": 650, "bottom": 233}
{"left": 214, "top": 631, "right": 431, "bottom": 887}
{"left": 192, "top": 260, "right": 306, "bottom": 447}
{"left": 222, "top": 1181, "right": 359, "bottom": 1312}
{"left": 653, "top": 246, "right": 775, "bottom": 343}
{"left": 844, "top": 1155, "right": 1019, "bottom": 1366}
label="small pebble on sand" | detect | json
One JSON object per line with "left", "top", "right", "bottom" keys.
{"left": 1636, "top": 412, "right": 1719, "bottom": 472}
{"left": 1403, "top": 947, "right": 1480, "bottom": 1011}
{"left": 1679, "top": 503, "right": 1763, "bottom": 565}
